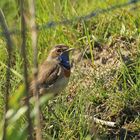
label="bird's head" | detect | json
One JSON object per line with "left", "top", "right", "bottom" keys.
{"left": 47, "top": 44, "right": 74, "bottom": 69}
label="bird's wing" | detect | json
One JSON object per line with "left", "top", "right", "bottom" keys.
{"left": 30, "top": 61, "right": 62, "bottom": 94}
{"left": 38, "top": 61, "right": 62, "bottom": 87}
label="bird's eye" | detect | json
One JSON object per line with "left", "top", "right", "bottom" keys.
{"left": 57, "top": 49, "right": 62, "bottom": 53}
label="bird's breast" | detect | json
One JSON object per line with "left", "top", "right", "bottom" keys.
{"left": 63, "top": 68, "right": 71, "bottom": 77}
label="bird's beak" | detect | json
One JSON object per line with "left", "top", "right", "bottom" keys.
{"left": 65, "top": 48, "right": 75, "bottom": 52}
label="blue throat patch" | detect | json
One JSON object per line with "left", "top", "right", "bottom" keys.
{"left": 59, "top": 52, "right": 70, "bottom": 70}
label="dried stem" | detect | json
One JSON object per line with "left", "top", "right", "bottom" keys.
{"left": 29, "top": 0, "right": 42, "bottom": 140}
{"left": 20, "top": 1, "right": 34, "bottom": 140}
{"left": 85, "top": 115, "right": 117, "bottom": 128}
{"left": 0, "top": 9, "right": 13, "bottom": 140}
{"left": 93, "top": 117, "right": 117, "bottom": 127}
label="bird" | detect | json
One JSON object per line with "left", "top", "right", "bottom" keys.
{"left": 28, "top": 44, "right": 74, "bottom": 99}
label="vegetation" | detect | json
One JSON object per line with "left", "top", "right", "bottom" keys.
{"left": 0, "top": 0, "right": 140, "bottom": 139}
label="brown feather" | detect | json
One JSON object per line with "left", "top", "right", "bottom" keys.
{"left": 63, "top": 68, "right": 70, "bottom": 77}
{"left": 30, "top": 60, "right": 62, "bottom": 95}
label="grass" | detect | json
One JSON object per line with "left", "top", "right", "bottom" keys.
{"left": 0, "top": 0, "right": 140, "bottom": 139}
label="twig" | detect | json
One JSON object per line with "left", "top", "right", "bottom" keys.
{"left": 20, "top": 1, "right": 34, "bottom": 140}
{"left": 85, "top": 115, "right": 117, "bottom": 127}
{"left": 0, "top": 9, "right": 13, "bottom": 140}
{"left": 93, "top": 117, "right": 117, "bottom": 127}
{"left": 29, "top": 0, "right": 42, "bottom": 140}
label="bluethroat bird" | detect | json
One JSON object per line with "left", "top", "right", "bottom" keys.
{"left": 29, "top": 44, "right": 74, "bottom": 98}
